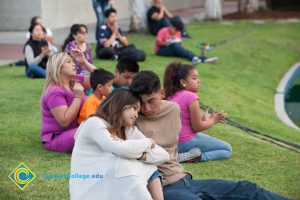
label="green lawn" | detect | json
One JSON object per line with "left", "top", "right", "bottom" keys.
{"left": 1, "top": 21, "right": 300, "bottom": 199}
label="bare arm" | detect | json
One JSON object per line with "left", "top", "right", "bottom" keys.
{"left": 70, "top": 49, "right": 96, "bottom": 73}
{"left": 189, "top": 100, "right": 226, "bottom": 132}
{"left": 102, "top": 32, "right": 117, "bottom": 48}
{"left": 50, "top": 82, "right": 84, "bottom": 128}
{"left": 164, "top": 6, "right": 173, "bottom": 19}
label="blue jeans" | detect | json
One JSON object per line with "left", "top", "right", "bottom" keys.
{"left": 156, "top": 43, "right": 195, "bottom": 61}
{"left": 92, "top": 0, "right": 111, "bottom": 40}
{"left": 178, "top": 133, "right": 232, "bottom": 162}
{"left": 163, "top": 174, "right": 289, "bottom": 200}
{"left": 149, "top": 16, "right": 188, "bottom": 37}
{"left": 25, "top": 64, "right": 46, "bottom": 78}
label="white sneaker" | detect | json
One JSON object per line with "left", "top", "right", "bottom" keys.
{"left": 177, "top": 148, "right": 201, "bottom": 163}
{"left": 203, "top": 57, "right": 218, "bottom": 64}
{"left": 192, "top": 56, "right": 202, "bottom": 65}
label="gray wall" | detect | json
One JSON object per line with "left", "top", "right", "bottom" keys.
{"left": 0, "top": 0, "right": 201, "bottom": 31}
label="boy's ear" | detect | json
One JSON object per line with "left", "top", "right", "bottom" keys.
{"left": 115, "top": 68, "right": 119, "bottom": 76}
{"left": 160, "top": 88, "right": 165, "bottom": 99}
{"left": 96, "top": 84, "right": 103, "bottom": 91}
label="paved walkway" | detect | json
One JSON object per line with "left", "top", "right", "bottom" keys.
{"left": 0, "top": 1, "right": 238, "bottom": 66}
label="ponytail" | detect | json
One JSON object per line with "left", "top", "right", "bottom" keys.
{"left": 163, "top": 62, "right": 195, "bottom": 99}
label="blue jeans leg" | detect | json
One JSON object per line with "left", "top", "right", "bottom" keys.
{"left": 26, "top": 64, "right": 46, "bottom": 78}
{"left": 150, "top": 17, "right": 170, "bottom": 35}
{"left": 178, "top": 133, "right": 232, "bottom": 161}
{"left": 156, "top": 43, "right": 195, "bottom": 61}
{"left": 164, "top": 175, "right": 290, "bottom": 200}
{"left": 92, "top": 0, "right": 110, "bottom": 40}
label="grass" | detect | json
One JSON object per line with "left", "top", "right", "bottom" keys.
{"left": 1, "top": 21, "right": 300, "bottom": 199}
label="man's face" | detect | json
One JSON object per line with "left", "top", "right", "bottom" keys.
{"left": 114, "top": 69, "right": 137, "bottom": 87}
{"left": 106, "top": 12, "right": 117, "bottom": 25}
{"left": 139, "top": 90, "right": 163, "bottom": 118}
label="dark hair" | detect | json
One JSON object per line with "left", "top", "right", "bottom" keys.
{"left": 170, "top": 17, "right": 184, "bottom": 31}
{"left": 90, "top": 68, "right": 114, "bottom": 90}
{"left": 163, "top": 62, "right": 195, "bottom": 99}
{"left": 96, "top": 89, "right": 140, "bottom": 140}
{"left": 23, "top": 23, "right": 46, "bottom": 53}
{"left": 61, "top": 24, "right": 88, "bottom": 50}
{"left": 116, "top": 57, "right": 139, "bottom": 73}
{"left": 104, "top": 7, "right": 117, "bottom": 18}
{"left": 129, "top": 70, "right": 161, "bottom": 96}
{"left": 30, "top": 16, "right": 41, "bottom": 26}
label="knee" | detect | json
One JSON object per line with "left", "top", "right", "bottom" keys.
{"left": 160, "top": 17, "right": 170, "bottom": 26}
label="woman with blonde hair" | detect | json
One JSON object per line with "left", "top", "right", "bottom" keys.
{"left": 41, "top": 49, "right": 95, "bottom": 153}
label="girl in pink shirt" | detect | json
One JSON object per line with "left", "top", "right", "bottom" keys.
{"left": 164, "top": 62, "right": 232, "bottom": 162}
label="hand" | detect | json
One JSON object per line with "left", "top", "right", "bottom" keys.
{"left": 112, "top": 23, "right": 119, "bottom": 34}
{"left": 202, "top": 108, "right": 211, "bottom": 121}
{"left": 70, "top": 49, "right": 86, "bottom": 65}
{"left": 41, "top": 46, "right": 52, "bottom": 57}
{"left": 211, "top": 111, "right": 227, "bottom": 124}
{"left": 73, "top": 81, "right": 84, "bottom": 98}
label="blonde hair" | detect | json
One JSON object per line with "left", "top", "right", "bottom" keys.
{"left": 42, "top": 52, "right": 69, "bottom": 95}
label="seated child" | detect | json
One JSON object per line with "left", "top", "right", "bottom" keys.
{"left": 78, "top": 68, "right": 114, "bottom": 124}
{"left": 155, "top": 17, "right": 218, "bottom": 65}
{"left": 113, "top": 57, "right": 140, "bottom": 90}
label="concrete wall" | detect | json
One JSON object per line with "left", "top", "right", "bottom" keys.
{"left": 0, "top": 0, "right": 201, "bottom": 31}
{"left": 0, "top": 0, "right": 41, "bottom": 31}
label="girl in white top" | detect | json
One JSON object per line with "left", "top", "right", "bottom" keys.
{"left": 70, "top": 89, "right": 170, "bottom": 200}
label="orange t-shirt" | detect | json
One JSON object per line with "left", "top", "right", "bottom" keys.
{"left": 78, "top": 93, "right": 104, "bottom": 124}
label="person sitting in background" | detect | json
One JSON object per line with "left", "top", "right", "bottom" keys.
{"left": 62, "top": 24, "right": 95, "bottom": 75}
{"left": 96, "top": 8, "right": 146, "bottom": 62}
{"left": 113, "top": 57, "right": 140, "bottom": 90}
{"left": 26, "top": 16, "right": 58, "bottom": 53}
{"left": 78, "top": 68, "right": 114, "bottom": 124}
{"left": 164, "top": 62, "right": 232, "bottom": 162}
{"left": 41, "top": 50, "right": 96, "bottom": 153}
{"left": 23, "top": 23, "right": 52, "bottom": 78}
{"left": 155, "top": 18, "right": 218, "bottom": 65}
{"left": 147, "top": 0, "right": 190, "bottom": 38}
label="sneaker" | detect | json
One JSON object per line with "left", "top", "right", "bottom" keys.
{"left": 177, "top": 148, "right": 201, "bottom": 163}
{"left": 192, "top": 56, "right": 202, "bottom": 65}
{"left": 203, "top": 57, "right": 218, "bottom": 64}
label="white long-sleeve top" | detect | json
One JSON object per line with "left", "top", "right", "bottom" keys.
{"left": 24, "top": 45, "right": 43, "bottom": 66}
{"left": 70, "top": 117, "right": 170, "bottom": 200}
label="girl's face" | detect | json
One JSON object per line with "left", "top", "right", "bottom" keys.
{"left": 60, "top": 56, "right": 76, "bottom": 78}
{"left": 122, "top": 102, "right": 140, "bottom": 127}
{"left": 74, "top": 27, "right": 87, "bottom": 43}
{"left": 182, "top": 69, "right": 201, "bottom": 93}
{"left": 31, "top": 25, "right": 44, "bottom": 40}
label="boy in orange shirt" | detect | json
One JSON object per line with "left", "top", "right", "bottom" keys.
{"left": 78, "top": 68, "right": 114, "bottom": 124}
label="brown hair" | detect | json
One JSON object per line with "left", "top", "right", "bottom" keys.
{"left": 95, "top": 89, "right": 140, "bottom": 140}
{"left": 163, "top": 62, "right": 195, "bottom": 99}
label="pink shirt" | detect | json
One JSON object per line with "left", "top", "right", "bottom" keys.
{"left": 168, "top": 90, "right": 198, "bottom": 144}
{"left": 154, "top": 27, "right": 181, "bottom": 54}
{"left": 41, "top": 75, "right": 86, "bottom": 142}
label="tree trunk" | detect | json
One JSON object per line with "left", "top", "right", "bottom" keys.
{"left": 238, "top": 0, "right": 259, "bottom": 13}
{"left": 205, "top": 0, "right": 222, "bottom": 20}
